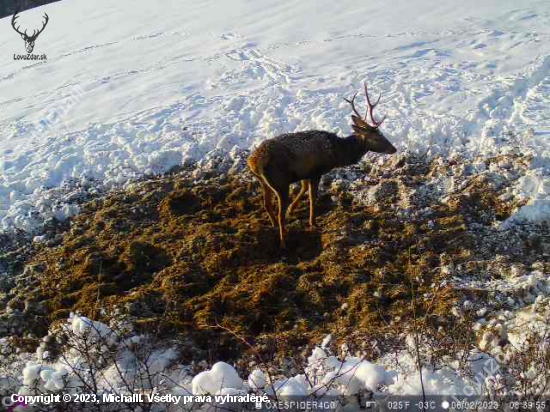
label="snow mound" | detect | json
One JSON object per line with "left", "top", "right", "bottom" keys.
{"left": 192, "top": 362, "right": 244, "bottom": 395}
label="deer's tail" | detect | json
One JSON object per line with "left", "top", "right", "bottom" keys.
{"left": 247, "top": 147, "right": 271, "bottom": 177}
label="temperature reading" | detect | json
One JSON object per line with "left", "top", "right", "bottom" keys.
{"left": 417, "top": 401, "right": 437, "bottom": 410}
{"left": 388, "top": 401, "right": 410, "bottom": 409}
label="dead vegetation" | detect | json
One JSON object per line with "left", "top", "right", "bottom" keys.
{"left": 7, "top": 152, "right": 542, "bottom": 362}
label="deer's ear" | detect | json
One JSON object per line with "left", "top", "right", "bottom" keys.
{"left": 352, "top": 125, "right": 370, "bottom": 136}
{"left": 351, "top": 115, "right": 372, "bottom": 129}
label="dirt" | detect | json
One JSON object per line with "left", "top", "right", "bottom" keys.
{"left": 6, "top": 152, "right": 547, "bottom": 362}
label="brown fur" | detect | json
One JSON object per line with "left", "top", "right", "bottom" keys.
{"left": 248, "top": 124, "right": 396, "bottom": 248}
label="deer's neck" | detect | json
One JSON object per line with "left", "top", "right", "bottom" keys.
{"left": 334, "top": 135, "right": 369, "bottom": 168}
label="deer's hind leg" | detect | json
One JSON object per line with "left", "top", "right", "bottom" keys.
{"left": 308, "top": 177, "right": 320, "bottom": 228}
{"left": 274, "top": 185, "right": 290, "bottom": 248}
{"left": 258, "top": 178, "right": 277, "bottom": 227}
{"left": 288, "top": 180, "right": 308, "bottom": 216}
{"left": 262, "top": 176, "right": 291, "bottom": 248}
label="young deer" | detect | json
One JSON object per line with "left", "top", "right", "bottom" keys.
{"left": 248, "top": 83, "right": 397, "bottom": 248}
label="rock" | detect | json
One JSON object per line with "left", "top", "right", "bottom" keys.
{"left": 531, "top": 261, "right": 544, "bottom": 271}
{"left": 367, "top": 179, "right": 399, "bottom": 206}
{"left": 0, "top": 272, "right": 15, "bottom": 293}
{"left": 46, "top": 234, "right": 63, "bottom": 247}
{"left": 15, "top": 263, "right": 44, "bottom": 290}
{"left": 125, "top": 300, "right": 155, "bottom": 318}
{"left": 24, "top": 300, "right": 46, "bottom": 315}
{"left": 527, "top": 233, "right": 541, "bottom": 248}
{"left": 509, "top": 264, "right": 526, "bottom": 278}
{"left": 6, "top": 297, "right": 24, "bottom": 312}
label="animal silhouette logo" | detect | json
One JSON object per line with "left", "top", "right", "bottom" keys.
{"left": 11, "top": 10, "right": 49, "bottom": 54}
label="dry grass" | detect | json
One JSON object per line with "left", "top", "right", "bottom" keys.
{"left": 16, "top": 155, "right": 530, "bottom": 361}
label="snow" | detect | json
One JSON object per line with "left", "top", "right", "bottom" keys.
{"left": 247, "top": 369, "right": 267, "bottom": 389}
{"left": 3, "top": 276, "right": 545, "bottom": 395}
{"left": 1, "top": 0, "right": 550, "bottom": 406}
{"left": 192, "top": 362, "right": 244, "bottom": 395}
{"left": 272, "top": 376, "right": 309, "bottom": 397}
{"left": 1, "top": 0, "right": 550, "bottom": 232}
{"left": 388, "top": 365, "right": 469, "bottom": 396}
{"left": 70, "top": 313, "right": 113, "bottom": 339}
{"left": 5, "top": 312, "right": 550, "bottom": 408}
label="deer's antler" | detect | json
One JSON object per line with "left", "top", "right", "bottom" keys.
{"left": 345, "top": 82, "right": 386, "bottom": 129}
{"left": 344, "top": 92, "right": 362, "bottom": 119}
{"left": 11, "top": 11, "right": 27, "bottom": 37}
{"left": 12, "top": 11, "right": 49, "bottom": 40}
{"left": 29, "top": 13, "right": 49, "bottom": 40}
{"left": 364, "top": 83, "right": 386, "bottom": 128}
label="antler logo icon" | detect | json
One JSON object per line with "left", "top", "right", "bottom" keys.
{"left": 11, "top": 10, "right": 49, "bottom": 54}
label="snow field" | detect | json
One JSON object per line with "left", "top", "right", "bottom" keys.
{"left": 1, "top": 0, "right": 550, "bottom": 232}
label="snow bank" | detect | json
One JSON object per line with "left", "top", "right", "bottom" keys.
{"left": 192, "top": 362, "right": 243, "bottom": 395}
{"left": 3, "top": 309, "right": 549, "bottom": 410}
{"left": 1, "top": 0, "right": 550, "bottom": 233}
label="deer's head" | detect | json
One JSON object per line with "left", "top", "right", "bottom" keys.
{"left": 345, "top": 83, "right": 396, "bottom": 155}
{"left": 12, "top": 11, "right": 49, "bottom": 54}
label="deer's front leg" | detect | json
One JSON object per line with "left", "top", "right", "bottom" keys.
{"left": 308, "top": 177, "right": 320, "bottom": 228}
{"left": 275, "top": 185, "right": 290, "bottom": 249}
{"left": 288, "top": 180, "right": 308, "bottom": 216}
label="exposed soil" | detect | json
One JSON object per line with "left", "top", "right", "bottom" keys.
{"left": 4, "top": 152, "right": 548, "bottom": 362}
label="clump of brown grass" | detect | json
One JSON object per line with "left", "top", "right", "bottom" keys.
{"left": 16, "top": 155, "right": 526, "bottom": 361}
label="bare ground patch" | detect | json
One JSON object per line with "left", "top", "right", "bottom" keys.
{"left": 3, "top": 152, "right": 548, "bottom": 364}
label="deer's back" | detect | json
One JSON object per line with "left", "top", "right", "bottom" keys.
{"left": 248, "top": 130, "right": 341, "bottom": 182}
